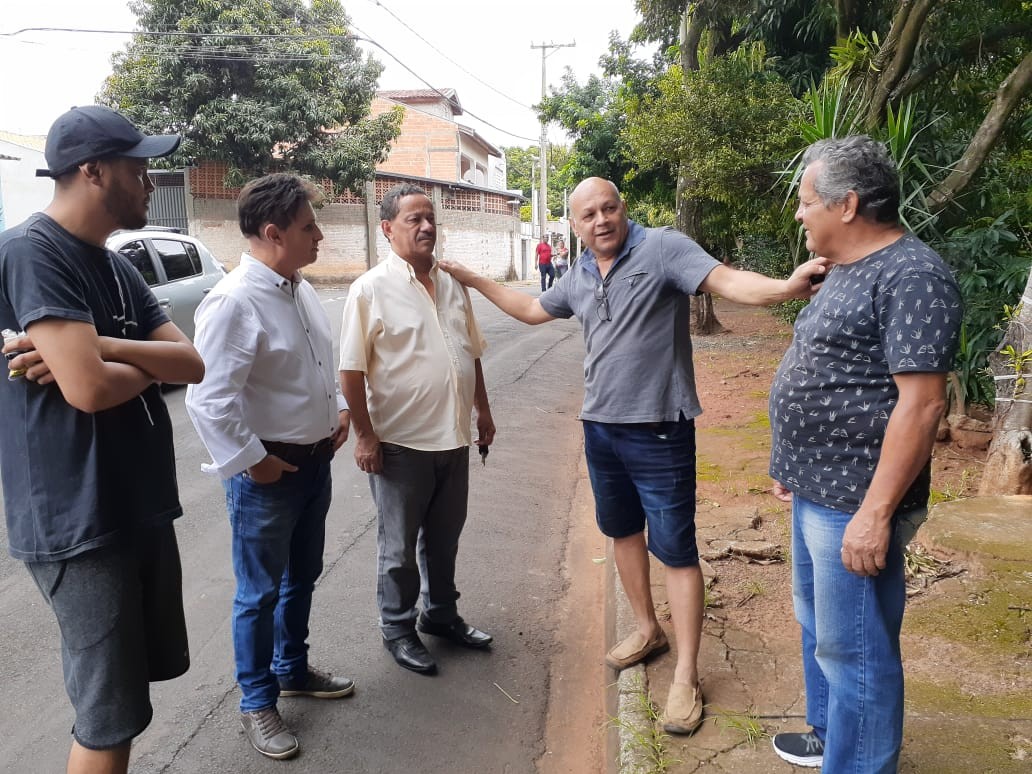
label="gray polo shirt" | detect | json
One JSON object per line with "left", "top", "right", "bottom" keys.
{"left": 539, "top": 221, "right": 720, "bottom": 423}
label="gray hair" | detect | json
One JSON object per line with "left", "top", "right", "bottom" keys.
{"left": 379, "top": 183, "right": 431, "bottom": 221}
{"left": 802, "top": 136, "right": 900, "bottom": 224}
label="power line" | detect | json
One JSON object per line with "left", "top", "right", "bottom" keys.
{"left": 1, "top": 26, "right": 541, "bottom": 144}
{"left": 363, "top": 0, "right": 532, "bottom": 110}
{"left": 346, "top": 24, "right": 540, "bottom": 143}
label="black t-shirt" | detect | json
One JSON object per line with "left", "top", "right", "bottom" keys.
{"left": 768, "top": 234, "right": 962, "bottom": 515}
{"left": 0, "top": 213, "right": 182, "bottom": 561}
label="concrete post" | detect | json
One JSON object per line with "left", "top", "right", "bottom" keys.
{"left": 432, "top": 184, "right": 445, "bottom": 261}
{"left": 364, "top": 180, "right": 378, "bottom": 269}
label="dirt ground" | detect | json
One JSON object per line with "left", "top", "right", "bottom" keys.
{"left": 541, "top": 297, "right": 1026, "bottom": 774}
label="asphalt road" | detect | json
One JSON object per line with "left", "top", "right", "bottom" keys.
{"left": 0, "top": 284, "right": 589, "bottom": 774}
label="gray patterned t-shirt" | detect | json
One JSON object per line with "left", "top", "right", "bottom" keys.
{"left": 768, "top": 233, "right": 962, "bottom": 515}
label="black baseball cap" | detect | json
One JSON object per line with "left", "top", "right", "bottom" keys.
{"left": 36, "top": 105, "right": 181, "bottom": 178}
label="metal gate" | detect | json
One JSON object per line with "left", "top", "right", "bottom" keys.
{"left": 147, "top": 171, "right": 188, "bottom": 232}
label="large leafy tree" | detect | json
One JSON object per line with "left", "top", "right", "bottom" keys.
{"left": 624, "top": 47, "right": 802, "bottom": 259}
{"left": 101, "top": 0, "right": 401, "bottom": 192}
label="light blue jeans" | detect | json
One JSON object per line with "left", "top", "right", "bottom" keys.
{"left": 792, "top": 496, "right": 925, "bottom": 773}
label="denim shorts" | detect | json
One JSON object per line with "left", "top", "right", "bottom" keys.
{"left": 25, "top": 523, "right": 189, "bottom": 749}
{"left": 582, "top": 416, "right": 699, "bottom": 567}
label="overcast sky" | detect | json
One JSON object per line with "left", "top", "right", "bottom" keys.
{"left": 0, "top": 0, "right": 644, "bottom": 149}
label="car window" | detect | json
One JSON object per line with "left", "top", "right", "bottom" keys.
{"left": 153, "top": 238, "right": 203, "bottom": 282}
{"left": 118, "top": 240, "right": 158, "bottom": 286}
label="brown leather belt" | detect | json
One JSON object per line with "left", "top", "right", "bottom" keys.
{"left": 261, "top": 437, "right": 334, "bottom": 466}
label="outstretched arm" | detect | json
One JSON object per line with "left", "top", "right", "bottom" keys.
{"left": 438, "top": 260, "right": 556, "bottom": 325}
{"left": 700, "top": 257, "right": 828, "bottom": 306}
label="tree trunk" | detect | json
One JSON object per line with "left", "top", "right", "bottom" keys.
{"left": 928, "top": 52, "right": 1032, "bottom": 213}
{"left": 676, "top": 9, "right": 724, "bottom": 336}
{"left": 864, "top": 0, "right": 939, "bottom": 129}
{"left": 676, "top": 165, "right": 726, "bottom": 336}
{"left": 978, "top": 267, "right": 1032, "bottom": 495}
{"left": 834, "top": 0, "right": 859, "bottom": 40}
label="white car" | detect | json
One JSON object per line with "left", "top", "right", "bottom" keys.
{"left": 106, "top": 228, "right": 226, "bottom": 340}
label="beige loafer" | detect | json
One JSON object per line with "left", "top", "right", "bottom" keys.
{"left": 661, "top": 681, "right": 704, "bottom": 735}
{"left": 605, "top": 628, "right": 670, "bottom": 670}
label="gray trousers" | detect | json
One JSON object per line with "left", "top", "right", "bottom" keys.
{"left": 369, "top": 443, "right": 469, "bottom": 640}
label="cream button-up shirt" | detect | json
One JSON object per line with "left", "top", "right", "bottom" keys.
{"left": 338, "top": 251, "right": 486, "bottom": 451}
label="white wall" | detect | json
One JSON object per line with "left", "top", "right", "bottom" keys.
{"left": 189, "top": 196, "right": 521, "bottom": 283}
{"left": 0, "top": 140, "right": 52, "bottom": 231}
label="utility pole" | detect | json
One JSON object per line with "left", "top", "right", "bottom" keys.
{"left": 530, "top": 40, "right": 574, "bottom": 244}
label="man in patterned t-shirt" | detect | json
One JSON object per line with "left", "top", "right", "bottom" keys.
{"left": 768, "top": 136, "right": 961, "bottom": 772}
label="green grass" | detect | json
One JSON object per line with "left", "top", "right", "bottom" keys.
{"left": 610, "top": 675, "right": 680, "bottom": 773}
{"left": 711, "top": 707, "right": 769, "bottom": 746}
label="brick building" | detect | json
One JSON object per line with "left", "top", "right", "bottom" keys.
{"left": 370, "top": 89, "right": 507, "bottom": 190}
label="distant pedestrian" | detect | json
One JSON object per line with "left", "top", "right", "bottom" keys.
{"left": 554, "top": 239, "right": 570, "bottom": 279}
{"left": 0, "top": 105, "right": 204, "bottom": 774}
{"left": 340, "top": 183, "right": 495, "bottom": 677}
{"left": 186, "top": 173, "right": 354, "bottom": 761}
{"left": 440, "top": 177, "right": 824, "bottom": 735}
{"left": 768, "top": 136, "right": 962, "bottom": 772}
{"left": 536, "top": 235, "right": 554, "bottom": 291}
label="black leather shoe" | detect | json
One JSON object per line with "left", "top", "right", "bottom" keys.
{"left": 383, "top": 633, "right": 437, "bottom": 674}
{"left": 417, "top": 616, "right": 493, "bottom": 649}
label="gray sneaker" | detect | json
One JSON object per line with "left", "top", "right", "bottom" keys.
{"left": 772, "top": 730, "right": 824, "bottom": 768}
{"left": 240, "top": 707, "right": 299, "bottom": 760}
{"left": 278, "top": 666, "right": 355, "bottom": 699}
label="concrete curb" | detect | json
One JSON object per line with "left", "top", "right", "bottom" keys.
{"left": 606, "top": 539, "right": 657, "bottom": 774}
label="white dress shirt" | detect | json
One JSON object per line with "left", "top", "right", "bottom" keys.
{"left": 186, "top": 253, "right": 347, "bottom": 478}
{"left": 338, "top": 251, "right": 486, "bottom": 451}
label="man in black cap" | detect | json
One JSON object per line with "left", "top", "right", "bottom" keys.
{"left": 0, "top": 105, "right": 205, "bottom": 774}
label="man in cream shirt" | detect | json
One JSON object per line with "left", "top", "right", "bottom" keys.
{"left": 339, "top": 183, "right": 495, "bottom": 675}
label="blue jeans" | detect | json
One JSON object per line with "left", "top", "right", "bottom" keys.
{"left": 224, "top": 461, "right": 331, "bottom": 712}
{"left": 792, "top": 495, "right": 911, "bottom": 774}
{"left": 582, "top": 417, "right": 698, "bottom": 567}
{"left": 539, "top": 263, "right": 555, "bottom": 291}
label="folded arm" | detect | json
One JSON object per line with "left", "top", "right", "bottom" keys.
{"left": 23, "top": 315, "right": 200, "bottom": 414}
{"left": 100, "top": 321, "right": 204, "bottom": 384}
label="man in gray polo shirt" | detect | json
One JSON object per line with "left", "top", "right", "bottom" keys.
{"left": 440, "top": 177, "right": 824, "bottom": 734}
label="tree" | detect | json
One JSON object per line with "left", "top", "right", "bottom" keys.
{"left": 101, "top": 0, "right": 401, "bottom": 192}
{"left": 625, "top": 48, "right": 801, "bottom": 257}
{"left": 501, "top": 144, "right": 574, "bottom": 222}
{"left": 538, "top": 69, "right": 634, "bottom": 187}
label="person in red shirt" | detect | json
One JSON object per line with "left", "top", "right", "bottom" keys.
{"left": 535, "top": 236, "right": 554, "bottom": 292}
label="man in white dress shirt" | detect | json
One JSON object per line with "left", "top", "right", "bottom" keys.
{"left": 339, "top": 183, "right": 495, "bottom": 675}
{"left": 186, "top": 173, "right": 353, "bottom": 761}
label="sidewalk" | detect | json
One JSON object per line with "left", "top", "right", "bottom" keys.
{"left": 609, "top": 495, "right": 1032, "bottom": 774}
{"left": 601, "top": 302, "right": 1032, "bottom": 773}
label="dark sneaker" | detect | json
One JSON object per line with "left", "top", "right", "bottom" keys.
{"left": 278, "top": 666, "right": 355, "bottom": 699}
{"left": 240, "top": 707, "right": 299, "bottom": 760}
{"left": 772, "top": 730, "right": 824, "bottom": 768}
